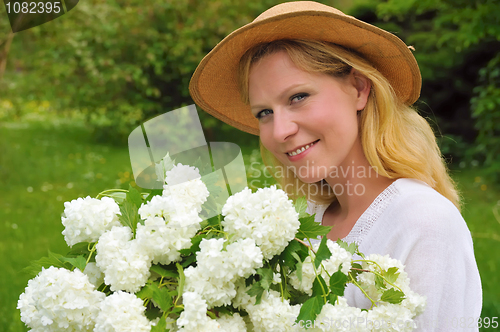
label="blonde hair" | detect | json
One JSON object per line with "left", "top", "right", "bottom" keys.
{"left": 238, "top": 39, "right": 460, "bottom": 210}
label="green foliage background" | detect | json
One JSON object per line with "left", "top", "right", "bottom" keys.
{"left": 1, "top": 0, "right": 500, "bottom": 331}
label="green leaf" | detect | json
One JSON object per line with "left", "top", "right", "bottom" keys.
{"left": 296, "top": 215, "right": 332, "bottom": 240}
{"left": 375, "top": 274, "right": 386, "bottom": 291}
{"left": 312, "top": 275, "right": 328, "bottom": 299}
{"left": 66, "top": 242, "right": 93, "bottom": 257}
{"left": 336, "top": 239, "right": 358, "bottom": 255}
{"left": 380, "top": 288, "right": 405, "bottom": 304}
{"left": 150, "top": 265, "right": 179, "bottom": 279}
{"left": 151, "top": 316, "right": 167, "bottom": 332}
{"left": 152, "top": 286, "right": 173, "bottom": 312}
{"left": 329, "top": 270, "right": 349, "bottom": 296}
{"left": 119, "top": 200, "right": 139, "bottom": 234}
{"left": 179, "top": 233, "right": 207, "bottom": 256}
{"left": 291, "top": 252, "right": 303, "bottom": 283}
{"left": 136, "top": 282, "right": 157, "bottom": 300}
{"left": 327, "top": 293, "right": 338, "bottom": 305}
{"left": 256, "top": 268, "right": 274, "bottom": 291}
{"left": 384, "top": 267, "right": 400, "bottom": 284}
{"left": 22, "top": 251, "right": 71, "bottom": 277}
{"left": 314, "top": 236, "right": 332, "bottom": 269}
{"left": 247, "top": 282, "right": 266, "bottom": 305}
{"left": 145, "top": 189, "right": 163, "bottom": 203}
{"left": 294, "top": 196, "right": 309, "bottom": 218}
{"left": 280, "top": 239, "right": 308, "bottom": 270}
{"left": 295, "top": 295, "right": 324, "bottom": 325}
{"left": 60, "top": 256, "right": 87, "bottom": 271}
{"left": 127, "top": 184, "right": 144, "bottom": 209}
{"left": 180, "top": 254, "right": 196, "bottom": 268}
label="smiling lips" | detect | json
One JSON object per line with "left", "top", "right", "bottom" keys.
{"left": 286, "top": 140, "right": 318, "bottom": 156}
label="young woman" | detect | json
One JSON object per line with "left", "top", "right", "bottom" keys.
{"left": 190, "top": 1, "right": 482, "bottom": 330}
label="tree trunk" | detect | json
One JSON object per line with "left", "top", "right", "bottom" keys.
{"left": 0, "top": 31, "right": 15, "bottom": 81}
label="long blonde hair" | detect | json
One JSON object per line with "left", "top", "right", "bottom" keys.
{"left": 238, "top": 39, "right": 460, "bottom": 210}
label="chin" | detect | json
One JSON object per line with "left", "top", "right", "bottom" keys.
{"left": 295, "top": 175, "right": 325, "bottom": 184}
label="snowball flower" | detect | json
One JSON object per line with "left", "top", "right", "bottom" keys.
{"left": 184, "top": 238, "right": 263, "bottom": 307}
{"left": 95, "top": 226, "right": 151, "bottom": 292}
{"left": 165, "top": 163, "right": 202, "bottom": 185}
{"left": 177, "top": 292, "right": 221, "bottom": 332}
{"left": 17, "top": 266, "right": 104, "bottom": 332}
{"left": 358, "top": 254, "right": 409, "bottom": 302}
{"left": 245, "top": 290, "right": 302, "bottom": 332}
{"left": 290, "top": 240, "right": 352, "bottom": 295}
{"left": 312, "top": 297, "right": 367, "bottom": 332}
{"left": 217, "top": 312, "right": 247, "bottom": 332}
{"left": 136, "top": 216, "right": 199, "bottom": 265}
{"left": 358, "top": 254, "right": 426, "bottom": 324}
{"left": 222, "top": 186, "right": 300, "bottom": 259}
{"left": 94, "top": 291, "right": 152, "bottom": 332}
{"left": 61, "top": 196, "right": 121, "bottom": 247}
{"left": 83, "top": 262, "right": 104, "bottom": 288}
{"left": 162, "top": 164, "right": 210, "bottom": 216}
{"left": 138, "top": 193, "right": 202, "bottom": 229}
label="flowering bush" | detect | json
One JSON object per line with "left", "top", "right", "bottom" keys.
{"left": 18, "top": 155, "right": 425, "bottom": 331}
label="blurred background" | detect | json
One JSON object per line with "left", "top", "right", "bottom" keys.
{"left": 1, "top": 0, "right": 499, "bottom": 331}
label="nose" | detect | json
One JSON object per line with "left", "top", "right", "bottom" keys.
{"left": 272, "top": 108, "right": 298, "bottom": 143}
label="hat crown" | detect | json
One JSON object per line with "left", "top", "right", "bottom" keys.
{"left": 254, "top": 1, "right": 346, "bottom": 22}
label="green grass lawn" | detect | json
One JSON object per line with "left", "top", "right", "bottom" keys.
{"left": 1, "top": 120, "right": 498, "bottom": 331}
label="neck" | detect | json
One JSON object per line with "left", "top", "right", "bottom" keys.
{"left": 322, "top": 144, "right": 395, "bottom": 234}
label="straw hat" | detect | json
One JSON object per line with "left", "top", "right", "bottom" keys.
{"left": 189, "top": 1, "right": 421, "bottom": 135}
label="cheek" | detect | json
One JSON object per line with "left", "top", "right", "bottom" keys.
{"left": 259, "top": 128, "right": 275, "bottom": 153}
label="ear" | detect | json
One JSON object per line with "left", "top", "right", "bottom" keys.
{"left": 351, "top": 69, "right": 371, "bottom": 111}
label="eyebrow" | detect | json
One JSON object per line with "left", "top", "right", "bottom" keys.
{"left": 250, "top": 83, "right": 309, "bottom": 111}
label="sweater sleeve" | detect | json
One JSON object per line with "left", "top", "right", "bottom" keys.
{"left": 371, "top": 190, "right": 482, "bottom": 331}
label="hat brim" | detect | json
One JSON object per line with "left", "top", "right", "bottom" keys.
{"left": 190, "top": 10, "right": 421, "bottom": 135}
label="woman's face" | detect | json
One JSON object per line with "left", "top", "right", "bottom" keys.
{"left": 248, "top": 51, "right": 370, "bottom": 183}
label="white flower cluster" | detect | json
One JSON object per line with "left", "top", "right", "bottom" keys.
{"left": 17, "top": 267, "right": 105, "bottom": 332}
{"left": 184, "top": 237, "right": 263, "bottom": 307}
{"left": 135, "top": 164, "right": 210, "bottom": 266}
{"left": 20, "top": 159, "right": 427, "bottom": 332}
{"left": 312, "top": 297, "right": 367, "bottom": 332}
{"left": 242, "top": 289, "right": 302, "bottom": 332}
{"left": 93, "top": 164, "right": 210, "bottom": 292}
{"left": 222, "top": 186, "right": 300, "bottom": 259}
{"left": 176, "top": 292, "right": 221, "bottom": 331}
{"left": 83, "top": 262, "right": 104, "bottom": 288}
{"left": 290, "top": 240, "right": 352, "bottom": 295}
{"left": 163, "top": 163, "right": 210, "bottom": 216}
{"left": 94, "top": 291, "right": 152, "bottom": 332}
{"left": 216, "top": 312, "right": 247, "bottom": 331}
{"left": 359, "top": 254, "right": 427, "bottom": 320}
{"left": 61, "top": 196, "right": 121, "bottom": 247}
{"left": 95, "top": 226, "right": 151, "bottom": 293}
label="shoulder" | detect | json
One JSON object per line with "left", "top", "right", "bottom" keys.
{"left": 376, "top": 178, "right": 473, "bottom": 250}
{"left": 388, "top": 178, "right": 463, "bottom": 225}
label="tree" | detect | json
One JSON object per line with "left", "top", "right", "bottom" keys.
{"left": 349, "top": 0, "right": 500, "bottom": 177}
{"left": 1, "top": 0, "right": 283, "bottom": 142}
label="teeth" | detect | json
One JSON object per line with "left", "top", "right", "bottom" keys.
{"left": 287, "top": 142, "right": 315, "bottom": 156}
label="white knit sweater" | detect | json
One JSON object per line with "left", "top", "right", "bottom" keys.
{"left": 307, "top": 178, "right": 482, "bottom": 331}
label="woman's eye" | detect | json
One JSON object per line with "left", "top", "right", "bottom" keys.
{"left": 291, "top": 93, "right": 309, "bottom": 104}
{"left": 256, "top": 109, "right": 273, "bottom": 119}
